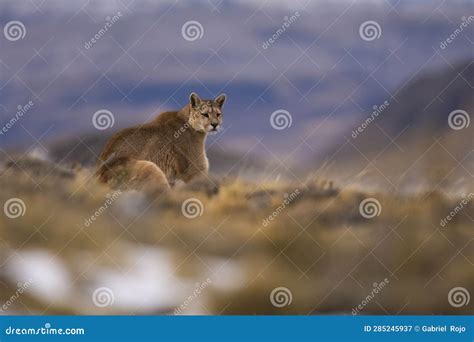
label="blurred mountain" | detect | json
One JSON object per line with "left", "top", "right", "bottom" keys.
{"left": 363, "top": 61, "right": 472, "bottom": 138}
{"left": 322, "top": 61, "right": 473, "bottom": 193}
{"left": 0, "top": 0, "right": 472, "bottom": 160}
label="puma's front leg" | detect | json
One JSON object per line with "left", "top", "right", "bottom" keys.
{"left": 182, "top": 165, "right": 218, "bottom": 195}
{"left": 182, "top": 168, "right": 208, "bottom": 184}
{"left": 180, "top": 154, "right": 209, "bottom": 183}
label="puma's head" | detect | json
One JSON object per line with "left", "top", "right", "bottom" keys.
{"left": 188, "top": 92, "right": 226, "bottom": 134}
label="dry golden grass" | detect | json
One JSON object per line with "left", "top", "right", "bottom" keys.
{"left": 0, "top": 158, "right": 472, "bottom": 315}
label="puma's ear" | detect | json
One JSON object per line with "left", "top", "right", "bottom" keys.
{"left": 189, "top": 92, "right": 202, "bottom": 108}
{"left": 214, "top": 93, "right": 226, "bottom": 108}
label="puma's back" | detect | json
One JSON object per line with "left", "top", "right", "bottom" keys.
{"left": 98, "top": 111, "right": 185, "bottom": 163}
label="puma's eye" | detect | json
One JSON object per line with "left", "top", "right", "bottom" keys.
{"left": 216, "top": 113, "right": 221, "bottom": 117}
{"left": 202, "top": 113, "right": 209, "bottom": 118}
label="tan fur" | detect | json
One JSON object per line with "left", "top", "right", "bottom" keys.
{"left": 97, "top": 92, "right": 226, "bottom": 192}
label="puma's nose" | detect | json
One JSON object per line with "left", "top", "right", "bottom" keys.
{"left": 211, "top": 123, "right": 218, "bottom": 129}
